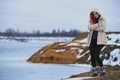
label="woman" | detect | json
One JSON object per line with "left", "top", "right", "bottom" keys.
{"left": 87, "top": 8, "right": 107, "bottom": 76}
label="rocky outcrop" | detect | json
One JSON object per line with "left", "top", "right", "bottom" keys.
{"left": 27, "top": 32, "right": 120, "bottom": 65}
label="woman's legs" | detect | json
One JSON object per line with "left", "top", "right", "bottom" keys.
{"left": 89, "top": 39, "right": 104, "bottom": 67}
{"left": 94, "top": 45, "right": 104, "bottom": 67}
{"left": 89, "top": 39, "right": 97, "bottom": 67}
{"left": 89, "top": 39, "right": 98, "bottom": 76}
{"left": 89, "top": 39, "right": 105, "bottom": 76}
{"left": 95, "top": 45, "right": 106, "bottom": 76}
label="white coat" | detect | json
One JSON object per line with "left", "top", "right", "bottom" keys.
{"left": 87, "top": 9, "right": 107, "bottom": 46}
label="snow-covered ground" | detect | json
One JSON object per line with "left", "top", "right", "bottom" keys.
{"left": 107, "top": 33, "right": 120, "bottom": 44}
{"left": 0, "top": 39, "right": 90, "bottom": 80}
{"left": 103, "top": 49, "right": 120, "bottom": 66}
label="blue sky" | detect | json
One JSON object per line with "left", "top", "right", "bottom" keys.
{"left": 0, "top": 0, "right": 120, "bottom": 32}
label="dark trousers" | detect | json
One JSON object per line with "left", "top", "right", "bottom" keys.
{"left": 89, "top": 39, "right": 104, "bottom": 67}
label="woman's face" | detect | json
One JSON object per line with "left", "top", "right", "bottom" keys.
{"left": 92, "top": 11, "right": 99, "bottom": 18}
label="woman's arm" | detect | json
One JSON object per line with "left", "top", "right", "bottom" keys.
{"left": 88, "top": 18, "right": 106, "bottom": 32}
{"left": 88, "top": 22, "right": 99, "bottom": 31}
{"left": 94, "top": 18, "right": 106, "bottom": 32}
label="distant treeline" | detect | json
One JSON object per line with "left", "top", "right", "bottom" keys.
{"left": 0, "top": 28, "right": 83, "bottom": 37}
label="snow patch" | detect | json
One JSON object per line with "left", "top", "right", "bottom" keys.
{"left": 69, "top": 64, "right": 91, "bottom": 68}
{"left": 105, "top": 54, "right": 108, "bottom": 57}
{"left": 54, "top": 49, "right": 66, "bottom": 53}
{"left": 87, "top": 55, "right": 91, "bottom": 61}
{"left": 59, "top": 42, "right": 66, "bottom": 45}
{"left": 77, "top": 49, "right": 88, "bottom": 59}
{"left": 70, "top": 48, "right": 79, "bottom": 50}
{"left": 80, "top": 38, "right": 87, "bottom": 43}
{"left": 107, "top": 34, "right": 120, "bottom": 43}
{"left": 66, "top": 43, "right": 80, "bottom": 46}
{"left": 39, "top": 50, "right": 44, "bottom": 55}
{"left": 64, "top": 77, "right": 93, "bottom": 80}
{"left": 103, "top": 49, "right": 120, "bottom": 66}
{"left": 100, "top": 54, "right": 102, "bottom": 58}
{"left": 107, "top": 33, "right": 120, "bottom": 45}
{"left": 80, "top": 43, "right": 87, "bottom": 47}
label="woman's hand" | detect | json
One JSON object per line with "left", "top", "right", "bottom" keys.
{"left": 90, "top": 20, "right": 94, "bottom": 25}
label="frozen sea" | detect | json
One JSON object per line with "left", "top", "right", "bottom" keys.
{"left": 0, "top": 37, "right": 90, "bottom": 80}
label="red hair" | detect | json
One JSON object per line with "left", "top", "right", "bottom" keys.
{"left": 90, "top": 12, "right": 96, "bottom": 24}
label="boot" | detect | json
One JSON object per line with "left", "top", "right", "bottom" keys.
{"left": 100, "top": 66, "right": 106, "bottom": 76}
{"left": 91, "top": 67, "right": 98, "bottom": 77}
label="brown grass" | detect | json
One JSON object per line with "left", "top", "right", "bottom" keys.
{"left": 72, "top": 32, "right": 89, "bottom": 41}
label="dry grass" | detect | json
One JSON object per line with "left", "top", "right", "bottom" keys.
{"left": 72, "top": 32, "right": 89, "bottom": 41}
{"left": 27, "top": 42, "right": 78, "bottom": 64}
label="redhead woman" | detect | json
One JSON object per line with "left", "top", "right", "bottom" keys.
{"left": 87, "top": 8, "right": 107, "bottom": 76}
